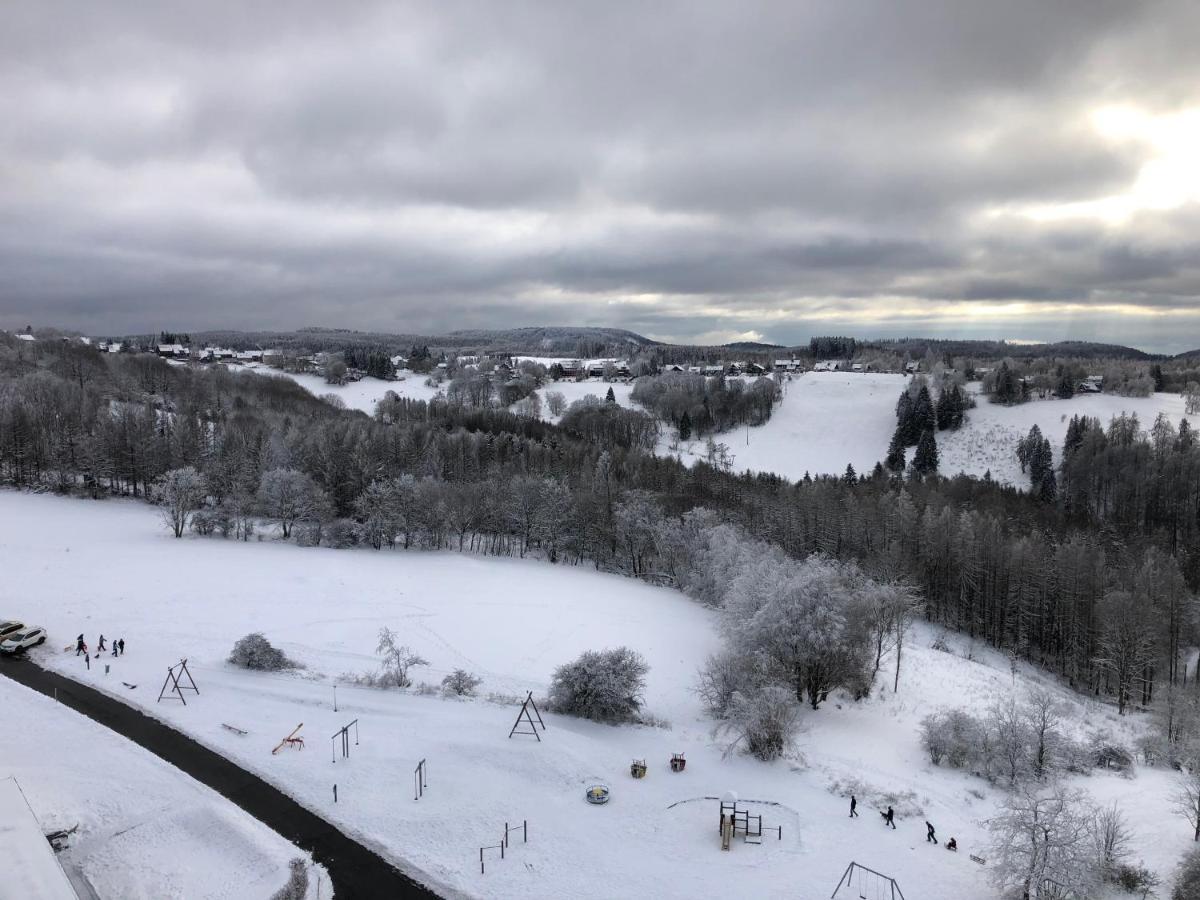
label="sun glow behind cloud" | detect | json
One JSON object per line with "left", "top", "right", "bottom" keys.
{"left": 990, "top": 105, "right": 1200, "bottom": 225}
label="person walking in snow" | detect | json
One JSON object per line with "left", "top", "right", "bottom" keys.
{"left": 97, "top": 634, "right": 106, "bottom": 652}
{"left": 75, "top": 634, "right": 85, "bottom": 656}
{"left": 926, "top": 821, "right": 937, "bottom": 844}
{"left": 118, "top": 638, "right": 125, "bottom": 656}
{"left": 882, "top": 806, "right": 896, "bottom": 829}
{"left": 112, "top": 641, "right": 118, "bottom": 657}
{"left": 849, "top": 795, "right": 858, "bottom": 817}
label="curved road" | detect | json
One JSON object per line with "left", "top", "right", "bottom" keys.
{"left": 0, "top": 655, "right": 441, "bottom": 900}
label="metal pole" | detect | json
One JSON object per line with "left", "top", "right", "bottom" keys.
{"left": 333, "top": 684, "right": 337, "bottom": 712}
{"left": 333, "top": 784, "right": 337, "bottom": 803}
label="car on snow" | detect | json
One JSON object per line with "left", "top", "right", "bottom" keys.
{"left": 0, "top": 627, "right": 46, "bottom": 654}
{"left": 0, "top": 621, "right": 24, "bottom": 642}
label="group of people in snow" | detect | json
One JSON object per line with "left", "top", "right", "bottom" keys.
{"left": 75, "top": 633, "right": 125, "bottom": 669}
{"left": 848, "top": 795, "right": 956, "bottom": 852}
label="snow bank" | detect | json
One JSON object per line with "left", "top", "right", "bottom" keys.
{"left": 0, "top": 677, "right": 325, "bottom": 899}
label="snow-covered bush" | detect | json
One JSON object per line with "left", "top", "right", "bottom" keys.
{"left": 548, "top": 647, "right": 648, "bottom": 724}
{"left": 920, "top": 709, "right": 985, "bottom": 768}
{"left": 228, "top": 633, "right": 297, "bottom": 671}
{"left": 270, "top": 858, "right": 309, "bottom": 900}
{"left": 722, "top": 685, "right": 801, "bottom": 760}
{"left": 441, "top": 668, "right": 482, "bottom": 697}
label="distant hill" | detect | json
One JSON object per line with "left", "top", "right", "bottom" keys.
{"left": 116, "top": 325, "right": 1176, "bottom": 363}
{"left": 179, "top": 326, "right": 659, "bottom": 357}
{"left": 873, "top": 338, "right": 1163, "bottom": 361}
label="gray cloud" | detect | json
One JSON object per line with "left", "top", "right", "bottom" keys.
{"left": 2, "top": 1, "right": 1200, "bottom": 350}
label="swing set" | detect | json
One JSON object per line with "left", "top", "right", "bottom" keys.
{"left": 831, "top": 862, "right": 906, "bottom": 900}
{"left": 157, "top": 658, "right": 199, "bottom": 705}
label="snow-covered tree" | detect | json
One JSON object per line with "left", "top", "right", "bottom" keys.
{"left": 257, "top": 468, "right": 326, "bottom": 539}
{"left": 987, "top": 783, "right": 1100, "bottom": 900}
{"left": 154, "top": 466, "right": 206, "bottom": 538}
{"left": 1173, "top": 766, "right": 1200, "bottom": 842}
{"left": 375, "top": 627, "right": 428, "bottom": 688}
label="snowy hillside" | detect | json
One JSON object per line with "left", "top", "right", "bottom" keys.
{"left": 939, "top": 385, "right": 1199, "bottom": 488}
{"left": 0, "top": 676, "right": 324, "bottom": 899}
{"left": 1, "top": 490, "right": 1190, "bottom": 899}
{"left": 665, "top": 372, "right": 907, "bottom": 478}
{"left": 240, "top": 365, "right": 1198, "bottom": 490}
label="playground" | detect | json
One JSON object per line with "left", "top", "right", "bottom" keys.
{"left": 1, "top": 490, "right": 1189, "bottom": 898}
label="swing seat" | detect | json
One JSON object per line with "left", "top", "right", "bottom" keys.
{"left": 585, "top": 784, "right": 610, "bottom": 804}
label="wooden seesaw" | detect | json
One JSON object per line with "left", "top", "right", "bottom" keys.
{"left": 272, "top": 723, "right": 304, "bottom": 755}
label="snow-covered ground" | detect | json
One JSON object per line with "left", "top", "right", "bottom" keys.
{"left": 0, "top": 675, "right": 325, "bottom": 899}
{"left": 1, "top": 490, "right": 1190, "bottom": 899}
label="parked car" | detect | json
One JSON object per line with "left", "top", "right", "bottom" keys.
{"left": 0, "top": 621, "right": 24, "bottom": 642}
{"left": 0, "top": 627, "right": 46, "bottom": 654}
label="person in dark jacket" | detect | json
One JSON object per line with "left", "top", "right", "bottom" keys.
{"left": 849, "top": 795, "right": 858, "bottom": 817}
{"left": 926, "top": 821, "right": 937, "bottom": 844}
{"left": 97, "top": 634, "right": 106, "bottom": 652}
{"left": 75, "top": 635, "right": 85, "bottom": 655}
{"left": 881, "top": 806, "right": 896, "bottom": 829}
{"left": 118, "top": 638, "right": 125, "bottom": 656}
{"left": 946, "top": 837, "right": 957, "bottom": 852}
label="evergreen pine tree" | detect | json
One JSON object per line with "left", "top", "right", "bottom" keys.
{"left": 1056, "top": 371, "right": 1075, "bottom": 399}
{"left": 843, "top": 463, "right": 857, "bottom": 484}
{"left": 912, "top": 428, "right": 938, "bottom": 476}
{"left": 885, "top": 427, "right": 907, "bottom": 473}
{"left": 896, "top": 391, "right": 919, "bottom": 446}
{"left": 678, "top": 410, "right": 692, "bottom": 441}
{"left": 914, "top": 384, "right": 935, "bottom": 434}
{"left": 605, "top": 386, "right": 616, "bottom": 405}
{"left": 1038, "top": 468, "right": 1057, "bottom": 503}
{"left": 1151, "top": 364, "right": 1165, "bottom": 392}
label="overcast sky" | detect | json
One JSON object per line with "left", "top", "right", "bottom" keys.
{"left": 3, "top": 2, "right": 1200, "bottom": 351}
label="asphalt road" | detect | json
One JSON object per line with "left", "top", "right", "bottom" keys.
{"left": 0, "top": 654, "right": 442, "bottom": 900}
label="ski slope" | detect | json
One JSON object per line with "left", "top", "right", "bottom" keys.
{"left": 1, "top": 490, "right": 1189, "bottom": 899}
{"left": 0, "top": 674, "right": 324, "bottom": 899}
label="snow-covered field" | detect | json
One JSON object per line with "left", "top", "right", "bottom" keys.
{"left": 665, "top": 372, "right": 907, "bottom": 478}
{"left": 0, "top": 675, "right": 324, "bottom": 899}
{"left": 2, "top": 490, "right": 1190, "bottom": 899}
{"left": 662, "top": 372, "right": 1198, "bottom": 486}
{"left": 939, "top": 385, "right": 1198, "bottom": 487}
{"left": 231, "top": 365, "right": 442, "bottom": 414}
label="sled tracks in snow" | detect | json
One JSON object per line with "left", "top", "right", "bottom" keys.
{"left": 0, "top": 656, "right": 442, "bottom": 900}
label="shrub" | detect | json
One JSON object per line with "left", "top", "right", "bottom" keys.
{"left": 228, "top": 633, "right": 297, "bottom": 671}
{"left": 724, "top": 685, "right": 801, "bottom": 760}
{"left": 323, "top": 518, "right": 358, "bottom": 549}
{"left": 1111, "top": 862, "right": 1158, "bottom": 894}
{"left": 271, "top": 858, "right": 309, "bottom": 900}
{"left": 1175, "top": 849, "right": 1200, "bottom": 900}
{"left": 441, "top": 669, "right": 482, "bottom": 697}
{"left": 548, "top": 647, "right": 649, "bottom": 724}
